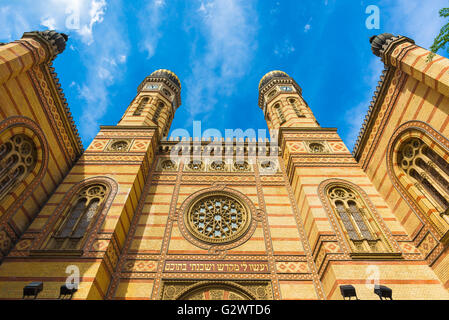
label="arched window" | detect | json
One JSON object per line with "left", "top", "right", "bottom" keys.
{"left": 153, "top": 101, "right": 165, "bottom": 122}
{"left": 47, "top": 184, "right": 107, "bottom": 250}
{"left": 398, "top": 137, "right": 449, "bottom": 224}
{"left": 133, "top": 97, "right": 149, "bottom": 116}
{"left": 288, "top": 98, "right": 304, "bottom": 117}
{"left": 327, "top": 185, "right": 392, "bottom": 254}
{"left": 0, "top": 134, "right": 37, "bottom": 201}
{"left": 273, "top": 103, "right": 286, "bottom": 125}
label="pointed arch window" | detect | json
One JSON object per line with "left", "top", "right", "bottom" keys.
{"left": 0, "top": 135, "right": 37, "bottom": 201}
{"left": 273, "top": 103, "right": 286, "bottom": 125}
{"left": 327, "top": 185, "right": 393, "bottom": 254}
{"left": 47, "top": 184, "right": 107, "bottom": 251}
{"left": 133, "top": 97, "right": 149, "bottom": 116}
{"left": 398, "top": 138, "right": 449, "bottom": 224}
{"left": 153, "top": 101, "right": 165, "bottom": 122}
{"left": 288, "top": 98, "right": 305, "bottom": 118}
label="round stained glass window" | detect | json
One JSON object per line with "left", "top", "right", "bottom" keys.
{"left": 185, "top": 193, "right": 251, "bottom": 244}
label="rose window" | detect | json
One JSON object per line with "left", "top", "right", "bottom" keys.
{"left": 185, "top": 194, "right": 250, "bottom": 244}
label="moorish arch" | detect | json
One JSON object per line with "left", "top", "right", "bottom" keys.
{"left": 318, "top": 179, "right": 400, "bottom": 258}
{"left": 30, "top": 176, "right": 118, "bottom": 254}
{"left": 175, "top": 281, "right": 257, "bottom": 300}
{"left": 0, "top": 117, "right": 49, "bottom": 214}
{"left": 387, "top": 121, "right": 449, "bottom": 243}
{"left": 0, "top": 117, "right": 49, "bottom": 257}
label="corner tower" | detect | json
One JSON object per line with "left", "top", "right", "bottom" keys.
{"left": 259, "top": 71, "right": 319, "bottom": 131}
{"left": 258, "top": 69, "right": 449, "bottom": 300}
{"left": 119, "top": 69, "right": 181, "bottom": 138}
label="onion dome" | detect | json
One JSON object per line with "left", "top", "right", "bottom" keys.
{"left": 259, "top": 70, "right": 290, "bottom": 91}
{"left": 150, "top": 69, "right": 181, "bottom": 89}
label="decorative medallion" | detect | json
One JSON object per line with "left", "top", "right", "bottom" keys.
{"left": 233, "top": 161, "right": 251, "bottom": 172}
{"left": 106, "top": 139, "right": 132, "bottom": 152}
{"left": 210, "top": 160, "right": 227, "bottom": 172}
{"left": 186, "top": 160, "right": 204, "bottom": 172}
{"left": 258, "top": 160, "right": 278, "bottom": 174}
{"left": 306, "top": 141, "right": 329, "bottom": 154}
{"left": 159, "top": 159, "right": 177, "bottom": 171}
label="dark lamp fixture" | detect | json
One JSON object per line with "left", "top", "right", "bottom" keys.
{"left": 374, "top": 285, "right": 393, "bottom": 300}
{"left": 23, "top": 282, "right": 43, "bottom": 299}
{"left": 340, "top": 285, "right": 359, "bottom": 300}
{"left": 59, "top": 284, "right": 78, "bottom": 300}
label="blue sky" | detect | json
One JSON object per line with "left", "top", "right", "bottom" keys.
{"left": 1, "top": 0, "right": 448, "bottom": 150}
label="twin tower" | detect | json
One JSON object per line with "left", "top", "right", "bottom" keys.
{"left": 0, "top": 30, "right": 448, "bottom": 300}
{"left": 117, "top": 68, "right": 319, "bottom": 139}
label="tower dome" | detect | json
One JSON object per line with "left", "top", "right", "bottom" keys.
{"left": 150, "top": 69, "right": 181, "bottom": 89}
{"left": 259, "top": 70, "right": 290, "bottom": 91}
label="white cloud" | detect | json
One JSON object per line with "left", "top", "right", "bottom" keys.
{"left": 138, "top": 0, "right": 166, "bottom": 59}
{"left": 382, "top": 0, "right": 448, "bottom": 50}
{"left": 0, "top": 0, "right": 129, "bottom": 143}
{"left": 184, "top": 0, "right": 258, "bottom": 121}
{"left": 0, "top": 0, "right": 107, "bottom": 45}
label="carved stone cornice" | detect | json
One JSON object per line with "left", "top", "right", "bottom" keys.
{"left": 21, "top": 30, "right": 68, "bottom": 61}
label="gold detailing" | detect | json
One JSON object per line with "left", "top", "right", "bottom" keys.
{"left": 47, "top": 184, "right": 107, "bottom": 251}
{"left": 0, "top": 135, "right": 37, "bottom": 200}
{"left": 151, "top": 69, "right": 181, "bottom": 89}
{"left": 327, "top": 185, "right": 393, "bottom": 255}
{"left": 259, "top": 70, "right": 290, "bottom": 89}
{"left": 185, "top": 193, "right": 251, "bottom": 244}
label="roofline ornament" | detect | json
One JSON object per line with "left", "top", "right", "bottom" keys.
{"left": 22, "top": 30, "right": 69, "bottom": 61}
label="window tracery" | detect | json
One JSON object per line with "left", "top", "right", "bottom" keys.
{"left": 185, "top": 194, "right": 250, "bottom": 244}
{"left": 0, "top": 135, "right": 37, "bottom": 200}
{"left": 47, "top": 184, "right": 107, "bottom": 250}
{"left": 398, "top": 138, "right": 449, "bottom": 218}
{"left": 327, "top": 185, "right": 391, "bottom": 254}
